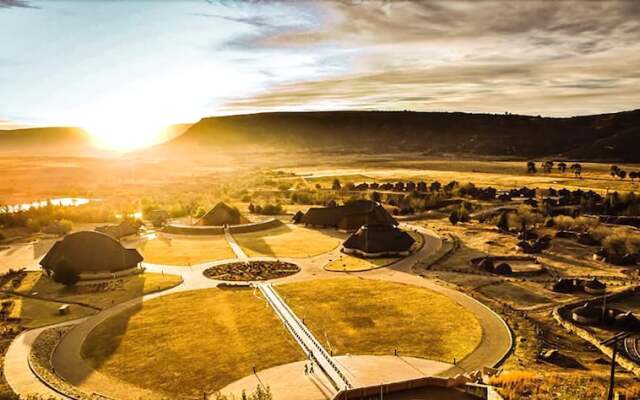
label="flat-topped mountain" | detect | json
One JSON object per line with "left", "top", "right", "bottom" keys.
{"left": 165, "top": 109, "right": 640, "bottom": 161}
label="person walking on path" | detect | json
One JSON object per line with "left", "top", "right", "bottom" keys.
{"left": 309, "top": 363, "right": 314, "bottom": 374}
{"left": 304, "top": 364, "right": 308, "bottom": 375}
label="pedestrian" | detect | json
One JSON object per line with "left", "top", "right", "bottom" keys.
{"left": 304, "top": 364, "right": 308, "bottom": 375}
{"left": 310, "top": 363, "right": 314, "bottom": 374}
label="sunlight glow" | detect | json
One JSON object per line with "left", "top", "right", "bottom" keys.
{"left": 83, "top": 119, "right": 167, "bottom": 152}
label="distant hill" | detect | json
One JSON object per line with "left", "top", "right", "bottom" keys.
{"left": 164, "top": 109, "right": 640, "bottom": 161}
{"left": 0, "top": 127, "right": 94, "bottom": 155}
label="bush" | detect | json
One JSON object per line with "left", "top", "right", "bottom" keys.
{"left": 52, "top": 261, "right": 79, "bottom": 286}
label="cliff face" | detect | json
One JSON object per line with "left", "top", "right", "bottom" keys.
{"left": 167, "top": 109, "right": 640, "bottom": 161}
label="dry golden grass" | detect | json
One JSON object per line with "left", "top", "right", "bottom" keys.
{"left": 136, "top": 234, "right": 235, "bottom": 265}
{"left": 278, "top": 278, "right": 481, "bottom": 362}
{"left": 234, "top": 224, "right": 343, "bottom": 258}
{"left": 324, "top": 254, "right": 397, "bottom": 271}
{"left": 81, "top": 288, "right": 303, "bottom": 398}
{"left": 9, "top": 272, "right": 182, "bottom": 328}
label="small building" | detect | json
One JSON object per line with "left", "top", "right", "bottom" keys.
{"left": 494, "top": 262, "right": 512, "bottom": 275}
{"left": 198, "top": 202, "right": 248, "bottom": 226}
{"left": 342, "top": 224, "right": 415, "bottom": 257}
{"left": 571, "top": 303, "right": 602, "bottom": 325}
{"left": 292, "top": 210, "right": 304, "bottom": 224}
{"left": 584, "top": 278, "right": 606, "bottom": 295}
{"left": 302, "top": 200, "right": 397, "bottom": 232}
{"left": 40, "top": 231, "right": 143, "bottom": 280}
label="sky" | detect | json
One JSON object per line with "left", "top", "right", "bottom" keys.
{"left": 1, "top": 0, "right": 639, "bottom": 148}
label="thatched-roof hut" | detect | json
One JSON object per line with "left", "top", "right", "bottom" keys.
{"left": 95, "top": 220, "right": 140, "bottom": 239}
{"left": 302, "top": 200, "right": 396, "bottom": 231}
{"left": 342, "top": 224, "right": 414, "bottom": 257}
{"left": 584, "top": 278, "right": 606, "bottom": 295}
{"left": 495, "top": 262, "right": 512, "bottom": 275}
{"left": 40, "top": 231, "right": 143, "bottom": 277}
{"left": 292, "top": 210, "right": 304, "bottom": 224}
{"left": 198, "top": 202, "right": 248, "bottom": 226}
{"left": 571, "top": 303, "right": 601, "bottom": 325}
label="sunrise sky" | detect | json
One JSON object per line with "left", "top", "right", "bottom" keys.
{"left": 1, "top": 0, "right": 639, "bottom": 146}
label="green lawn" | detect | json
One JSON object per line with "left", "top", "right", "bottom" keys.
{"left": 137, "top": 234, "right": 235, "bottom": 265}
{"left": 81, "top": 288, "right": 303, "bottom": 398}
{"left": 234, "top": 224, "right": 343, "bottom": 258}
{"left": 278, "top": 278, "right": 482, "bottom": 363}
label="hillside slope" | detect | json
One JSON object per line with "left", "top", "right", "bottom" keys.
{"left": 166, "top": 109, "right": 640, "bottom": 161}
{"left": 0, "top": 127, "right": 93, "bottom": 155}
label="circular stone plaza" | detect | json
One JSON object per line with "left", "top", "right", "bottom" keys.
{"left": 3, "top": 202, "right": 512, "bottom": 400}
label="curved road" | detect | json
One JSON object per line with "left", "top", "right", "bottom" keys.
{"left": 4, "top": 225, "right": 512, "bottom": 400}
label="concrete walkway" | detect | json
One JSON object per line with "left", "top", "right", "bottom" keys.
{"left": 5, "top": 225, "right": 512, "bottom": 400}
{"left": 258, "top": 283, "right": 351, "bottom": 393}
{"left": 224, "top": 227, "right": 248, "bottom": 260}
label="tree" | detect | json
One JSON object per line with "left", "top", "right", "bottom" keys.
{"left": 429, "top": 181, "right": 441, "bottom": 192}
{"left": 344, "top": 181, "right": 355, "bottom": 190}
{"left": 331, "top": 178, "right": 341, "bottom": 190}
{"left": 543, "top": 161, "right": 554, "bottom": 173}
{"left": 248, "top": 203, "right": 255, "bottom": 213}
{"left": 527, "top": 161, "right": 537, "bottom": 174}
{"left": 630, "top": 171, "right": 639, "bottom": 182}
{"left": 570, "top": 163, "right": 582, "bottom": 178}
{"left": 497, "top": 212, "right": 509, "bottom": 232}
{"left": 53, "top": 261, "right": 79, "bottom": 286}
{"left": 449, "top": 211, "right": 459, "bottom": 225}
{"left": 558, "top": 162, "right": 567, "bottom": 173}
{"left": 617, "top": 170, "right": 627, "bottom": 180}
{"left": 370, "top": 191, "right": 381, "bottom": 203}
{"left": 610, "top": 165, "right": 620, "bottom": 178}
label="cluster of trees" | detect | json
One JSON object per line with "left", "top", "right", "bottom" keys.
{"left": 527, "top": 161, "right": 582, "bottom": 177}
{"left": 248, "top": 203, "right": 283, "bottom": 215}
{"left": 611, "top": 165, "right": 640, "bottom": 181}
{"left": 449, "top": 203, "right": 471, "bottom": 225}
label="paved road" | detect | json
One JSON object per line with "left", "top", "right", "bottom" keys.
{"left": 5, "top": 225, "right": 512, "bottom": 400}
{"left": 259, "top": 283, "right": 351, "bottom": 393}
{"left": 224, "top": 228, "right": 248, "bottom": 260}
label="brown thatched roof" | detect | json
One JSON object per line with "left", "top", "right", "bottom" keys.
{"left": 292, "top": 210, "right": 304, "bottom": 223}
{"left": 198, "top": 202, "right": 248, "bottom": 226}
{"left": 40, "top": 231, "right": 143, "bottom": 273}
{"left": 302, "top": 200, "right": 397, "bottom": 231}
{"left": 95, "top": 221, "right": 140, "bottom": 239}
{"left": 343, "top": 224, "right": 414, "bottom": 254}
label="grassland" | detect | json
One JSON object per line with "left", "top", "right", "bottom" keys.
{"left": 324, "top": 254, "right": 397, "bottom": 271}
{"left": 234, "top": 224, "right": 343, "bottom": 258}
{"left": 278, "top": 278, "right": 482, "bottom": 362}
{"left": 136, "top": 234, "right": 235, "bottom": 265}
{"left": 3, "top": 272, "right": 182, "bottom": 328}
{"left": 287, "top": 159, "right": 640, "bottom": 193}
{"left": 81, "top": 288, "right": 303, "bottom": 398}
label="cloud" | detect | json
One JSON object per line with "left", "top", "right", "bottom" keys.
{"left": 0, "top": 0, "right": 39, "bottom": 9}
{"left": 218, "top": 0, "right": 640, "bottom": 116}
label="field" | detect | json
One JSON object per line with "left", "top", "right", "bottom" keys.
{"left": 2, "top": 272, "right": 182, "bottom": 328}
{"left": 324, "top": 254, "right": 397, "bottom": 271}
{"left": 135, "top": 234, "right": 235, "bottom": 265}
{"left": 278, "top": 278, "right": 482, "bottom": 362}
{"left": 81, "top": 288, "right": 303, "bottom": 398}
{"left": 233, "top": 224, "right": 344, "bottom": 258}
{"left": 287, "top": 159, "right": 640, "bottom": 193}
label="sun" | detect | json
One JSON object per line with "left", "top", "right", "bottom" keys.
{"left": 83, "top": 119, "right": 167, "bottom": 152}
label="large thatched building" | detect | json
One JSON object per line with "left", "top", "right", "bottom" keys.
{"left": 302, "top": 200, "right": 397, "bottom": 231}
{"left": 198, "top": 202, "right": 248, "bottom": 226}
{"left": 95, "top": 220, "right": 140, "bottom": 239}
{"left": 40, "top": 231, "right": 143, "bottom": 280}
{"left": 342, "top": 224, "right": 415, "bottom": 257}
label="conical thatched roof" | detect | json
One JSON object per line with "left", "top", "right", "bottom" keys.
{"left": 343, "top": 224, "right": 414, "bottom": 254}
{"left": 198, "top": 202, "right": 248, "bottom": 226}
{"left": 40, "top": 231, "right": 143, "bottom": 273}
